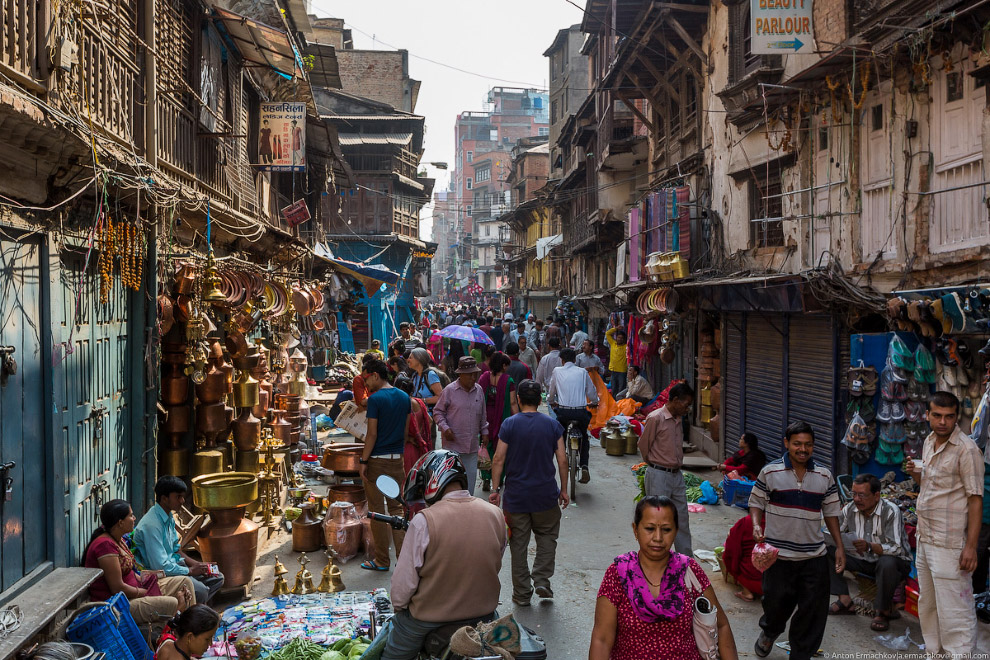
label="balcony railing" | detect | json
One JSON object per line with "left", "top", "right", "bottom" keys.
{"left": 0, "top": 0, "right": 45, "bottom": 86}
{"left": 68, "top": 19, "right": 139, "bottom": 145}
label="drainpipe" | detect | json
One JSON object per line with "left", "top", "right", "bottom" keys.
{"left": 142, "top": 0, "right": 158, "bottom": 507}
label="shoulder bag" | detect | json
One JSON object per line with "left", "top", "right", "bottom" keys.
{"left": 684, "top": 564, "right": 719, "bottom": 660}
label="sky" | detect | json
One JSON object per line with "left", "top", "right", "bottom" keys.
{"left": 307, "top": 0, "right": 586, "bottom": 240}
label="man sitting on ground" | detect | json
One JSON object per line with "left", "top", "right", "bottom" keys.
{"left": 616, "top": 365, "right": 653, "bottom": 404}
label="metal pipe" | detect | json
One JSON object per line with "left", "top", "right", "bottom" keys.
{"left": 144, "top": 0, "right": 157, "bottom": 168}
{"left": 913, "top": 179, "right": 990, "bottom": 196}
{"left": 763, "top": 180, "right": 847, "bottom": 200}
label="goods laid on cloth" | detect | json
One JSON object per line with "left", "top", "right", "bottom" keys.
{"left": 202, "top": 590, "right": 389, "bottom": 658}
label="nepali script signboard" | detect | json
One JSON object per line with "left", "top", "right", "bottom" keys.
{"left": 259, "top": 102, "right": 306, "bottom": 171}
{"left": 750, "top": 0, "right": 815, "bottom": 55}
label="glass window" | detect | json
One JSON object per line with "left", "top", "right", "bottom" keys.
{"left": 947, "top": 71, "right": 964, "bottom": 103}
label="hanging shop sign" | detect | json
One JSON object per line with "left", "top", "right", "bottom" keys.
{"left": 751, "top": 0, "right": 815, "bottom": 55}
{"left": 259, "top": 102, "right": 307, "bottom": 171}
{"left": 281, "top": 199, "right": 311, "bottom": 227}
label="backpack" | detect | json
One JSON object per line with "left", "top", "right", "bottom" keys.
{"left": 430, "top": 366, "right": 451, "bottom": 389}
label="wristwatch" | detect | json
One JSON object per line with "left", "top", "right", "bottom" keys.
{"left": 359, "top": 459, "right": 369, "bottom": 465}
{"left": 494, "top": 487, "right": 501, "bottom": 494}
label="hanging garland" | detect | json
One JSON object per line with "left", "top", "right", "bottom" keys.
{"left": 825, "top": 74, "right": 844, "bottom": 124}
{"left": 847, "top": 60, "right": 872, "bottom": 111}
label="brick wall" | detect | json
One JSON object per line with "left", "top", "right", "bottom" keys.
{"left": 813, "top": 0, "right": 849, "bottom": 51}
{"left": 336, "top": 50, "right": 409, "bottom": 111}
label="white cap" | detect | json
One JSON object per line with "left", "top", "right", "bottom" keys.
{"left": 504, "top": 312, "right": 514, "bottom": 320}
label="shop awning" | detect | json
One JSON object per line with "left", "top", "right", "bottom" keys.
{"left": 213, "top": 7, "right": 299, "bottom": 77}
{"left": 314, "top": 243, "right": 400, "bottom": 294}
{"left": 535, "top": 234, "right": 563, "bottom": 260}
{"left": 673, "top": 273, "right": 808, "bottom": 313}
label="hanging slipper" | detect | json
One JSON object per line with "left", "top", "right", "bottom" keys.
{"left": 889, "top": 336, "right": 915, "bottom": 370}
{"left": 958, "top": 342, "right": 975, "bottom": 369}
{"left": 877, "top": 399, "right": 893, "bottom": 423}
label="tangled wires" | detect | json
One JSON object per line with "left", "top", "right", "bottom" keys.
{"left": 804, "top": 261, "right": 888, "bottom": 326}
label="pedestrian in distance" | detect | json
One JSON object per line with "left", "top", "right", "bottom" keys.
{"left": 637, "top": 382, "right": 695, "bottom": 556}
{"left": 750, "top": 421, "right": 845, "bottom": 660}
{"left": 432, "top": 356, "right": 489, "bottom": 494}
{"left": 905, "top": 390, "right": 984, "bottom": 656}
{"left": 535, "top": 336, "right": 563, "bottom": 389}
{"left": 505, "top": 341, "right": 532, "bottom": 385}
{"left": 826, "top": 473, "right": 912, "bottom": 632}
{"left": 489, "top": 380, "right": 569, "bottom": 606}
{"left": 478, "top": 351, "right": 518, "bottom": 491}
{"left": 604, "top": 322, "right": 628, "bottom": 395}
{"left": 576, "top": 338, "right": 604, "bottom": 375}
{"left": 358, "top": 359, "right": 412, "bottom": 572}
{"left": 589, "top": 496, "right": 738, "bottom": 660}
{"left": 517, "top": 334, "right": 540, "bottom": 378}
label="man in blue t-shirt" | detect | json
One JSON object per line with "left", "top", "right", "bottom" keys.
{"left": 489, "top": 380, "right": 568, "bottom": 606}
{"left": 359, "top": 359, "right": 412, "bottom": 571}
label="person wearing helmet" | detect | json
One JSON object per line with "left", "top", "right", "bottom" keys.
{"left": 385, "top": 450, "right": 507, "bottom": 660}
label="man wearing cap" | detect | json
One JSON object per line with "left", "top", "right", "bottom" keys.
{"left": 547, "top": 348, "right": 599, "bottom": 484}
{"left": 433, "top": 357, "right": 490, "bottom": 494}
{"left": 489, "top": 380, "right": 569, "bottom": 606}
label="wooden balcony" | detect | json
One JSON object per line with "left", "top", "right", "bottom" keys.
{"left": 0, "top": 0, "right": 47, "bottom": 90}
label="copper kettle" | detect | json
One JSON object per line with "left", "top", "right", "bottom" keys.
{"left": 292, "top": 503, "right": 324, "bottom": 552}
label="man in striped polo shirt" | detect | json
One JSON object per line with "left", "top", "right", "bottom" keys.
{"left": 749, "top": 421, "right": 845, "bottom": 660}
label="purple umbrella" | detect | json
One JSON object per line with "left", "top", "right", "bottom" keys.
{"left": 438, "top": 324, "right": 495, "bottom": 346}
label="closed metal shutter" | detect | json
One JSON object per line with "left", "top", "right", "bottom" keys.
{"left": 788, "top": 315, "right": 837, "bottom": 470}
{"left": 723, "top": 314, "right": 744, "bottom": 458}
{"left": 745, "top": 315, "right": 786, "bottom": 462}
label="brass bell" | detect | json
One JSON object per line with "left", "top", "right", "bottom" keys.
{"left": 203, "top": 251, "right": 226, "bottom": 303}
{"left": 317, "top": 550, "right": 345, "bottom": 593}
{"left": 291, "top": 553, "right": 317, "bottom": 595}
{"left": 272, "top": 555, "right": 290, "bottom": 596}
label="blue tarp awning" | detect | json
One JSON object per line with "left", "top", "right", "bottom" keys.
{"left": 314, "top": 243, "right": 400, "bottom": 294}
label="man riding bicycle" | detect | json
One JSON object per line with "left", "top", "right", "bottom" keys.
{"left": 546, "top": 348, "right": 599, "bottom": 484}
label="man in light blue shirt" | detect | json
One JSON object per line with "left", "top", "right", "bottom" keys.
{"left": 134, "top": 476, "right": 224, "bottom": 603}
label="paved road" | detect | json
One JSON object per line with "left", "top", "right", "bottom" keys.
{"left": 250, "top": 440, "right": 990, "bottom": 658}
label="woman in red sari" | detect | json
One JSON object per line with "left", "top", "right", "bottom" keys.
{"left": 394, "top": 375, "right": 433, "bottom": 471}
{"left": 722, "top": 513, "right": 763, "bottom": 601}
{"left": 478, "top": 352, "right": 518, "bottom": 492}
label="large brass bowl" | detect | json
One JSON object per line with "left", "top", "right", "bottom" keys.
{"left": 192, "top": 472, "right": 258, "bottom": 510}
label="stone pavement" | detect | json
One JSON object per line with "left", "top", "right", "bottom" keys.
{"left": 243, "top": 442, "right": 990, "bottom": 658}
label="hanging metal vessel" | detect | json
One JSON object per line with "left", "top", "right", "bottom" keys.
{"left": 232, "top": 370, "right": 260, "bottom": 409}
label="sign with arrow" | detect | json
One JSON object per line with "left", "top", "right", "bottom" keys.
{"left": 751, "top": 0, "right": 814, "bottom": 55}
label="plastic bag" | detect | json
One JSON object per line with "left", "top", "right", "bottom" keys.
{"left": 874, "top": 627, "right": 919, "bottom": 651}
{"left": 751, "top": 542, "right": 780, "bottom": 572}
{"left": 687, "top": 503, "right": 707, "bottom": 513}
{"left": 697, "top": 480, "right": 719, "bottom": 505}
{"left": 323, "top": 502, "right": 363, "bottom": 563}
{"left": 234, "top": 628, "right": 264, "bottom": 660}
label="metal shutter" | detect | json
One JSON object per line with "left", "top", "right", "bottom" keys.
{"left": 723, "top": 313, "right": 744, "bottom": 458}
{"left": 745, "top": 315, "right": 786, "bottom": 462}
{"left": 788, "top": 315, "right": 837, "bottom": 470}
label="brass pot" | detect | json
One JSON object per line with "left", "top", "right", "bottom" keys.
{"left": 231, "top": 409, "right": 261, "bottom": 451}
{"left": 232, "top": 371, "right": 260, "bottom": 409}
{"left": 328, "top": 484, "right": 366, "bottom": 506}
{"left": 623, "top": 428, "right": 639, "bottom": 455}
{"left": 271, "top": 409, "right": 293, "bottom": 446}
{"left": 195, "top": 366, "right": 227, "bottom": 405}
{"left": 323, "top": 446, "right": 362, "bottom": 474}
{"left": 234, "top": 449, "right": 261, "bottom": 473}
{"left": 192, "top": 472, "right": 259, "bottom": 509}
{"left": 191, "top": 450, "right": 225, "bottom": 477}
{"left": 292, "top": 503, "right": 324, "bottom": 552}
{"left": 605, "top": 429, "right": 626, "bottom": 456}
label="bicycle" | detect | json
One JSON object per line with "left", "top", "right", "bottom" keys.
{"left": 565, "top": 421, "right": 581, "bottom": 503}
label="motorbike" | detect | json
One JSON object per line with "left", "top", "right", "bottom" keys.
{"left": 365, "top": 475, "right": 548, "bottom": 660}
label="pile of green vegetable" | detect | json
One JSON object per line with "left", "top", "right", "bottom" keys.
{"left": 264, "top": 636, "right": 371, "bottom": 660}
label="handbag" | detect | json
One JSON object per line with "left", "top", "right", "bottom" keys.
{"left": 684, "top": 565, "right": 719, "bottom": 660}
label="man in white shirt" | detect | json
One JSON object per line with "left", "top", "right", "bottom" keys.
{"left": 518, "top": 335, "right": 540, "bottom": 378}
{"left": 535, "top": 337, "right": 562, "bottom": 389}
{"left": 547, "top": 348, "right": 599, "bottom": 483}
{"left": 569, "top": 327, "right": 589, "bottom": 350}
{"left": 618, "top": 365, "right": 654, "bottom": 404}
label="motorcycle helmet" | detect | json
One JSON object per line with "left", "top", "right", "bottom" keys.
{"left": 403, "top": 449, "right": 469, "bottom": 506}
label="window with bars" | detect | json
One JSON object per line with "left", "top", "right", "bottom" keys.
{"left": 728, "top": 1, "right": 781, "bottom": 84}
{"left": 750, "top": 171, "right": 785, "bottom": 247}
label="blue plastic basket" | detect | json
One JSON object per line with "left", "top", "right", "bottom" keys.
{"left": 721, "top": 477, "right": 755, "bottom": 509}
{"left": 108, "top": 592, "right": 153, "bottom": 660}
{"left": 66, "top": 600, "right": 136, "bottom": 660}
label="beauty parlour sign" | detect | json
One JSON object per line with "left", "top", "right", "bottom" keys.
{"left": 751, "top": 0, "right": 815, "bottom": 55}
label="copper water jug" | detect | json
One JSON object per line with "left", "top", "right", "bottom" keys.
{"left": 292, "top": 503, "right": 324, "bottom": 552}
{"left": 231, "top": 409, "right": 262, "bottom": 451}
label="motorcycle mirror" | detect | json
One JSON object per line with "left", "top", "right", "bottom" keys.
{"left": 376, "top": 475, "right": 402, "bottom": 501}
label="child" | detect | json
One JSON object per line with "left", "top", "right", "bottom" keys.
{"left": 366, "top": 340, "right": 385, "bottom": 361}
{"left": 155, "top": 604, "right": 220, "bottom": 660}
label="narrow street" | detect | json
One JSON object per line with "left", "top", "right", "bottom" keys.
{"left": 252, "top": 440, "right": 982, "bottom": 658}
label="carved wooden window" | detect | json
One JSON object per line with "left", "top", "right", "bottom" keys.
{"left": 728, "top": 1, "right": 781, "bottom": 84}
{"left": 156, "top": 0, "right": 196, "bottom": 111}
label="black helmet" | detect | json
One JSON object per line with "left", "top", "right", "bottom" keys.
{"left": 403, "top": 450, "right": 468, "bottom": 506}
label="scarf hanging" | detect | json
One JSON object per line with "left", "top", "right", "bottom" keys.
{"left": 614, "top": 551, "right": 691, "bottom": 623}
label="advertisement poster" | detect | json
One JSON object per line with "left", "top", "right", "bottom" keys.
{"left": 259, "top": 102, "right": 306, "bottom": 171}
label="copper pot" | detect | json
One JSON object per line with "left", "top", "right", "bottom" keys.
{"left": 324, "top": 502, "right": 363, "bottom": 559}
{"left": 328, "top": 484, "right": 366, "bottom": 506}
{"left": 162, "top": 372, "right": 190, "bottom": 406}
{"left": 292, "top": 502, "right": 324, "bottom": 552}
{"left": 196, "top": 402, "right": 229, "bottom": 445}
{"left": 270, "top": 409, "right": 293, "bottom": 446}
{"left": 323, "top": 446, "right": 362, "bottom": 474}
{"left": 206, "top": 337, "right": 224, "bottom": 363}
{"left": 225, "top": 331, "right": 250, "bottom": 357}
{"left": 175, "top": 265, "right": 196, "bottom": 295}
{"left": 197, "top": 505, "right": 259, "bottom": 588}
{"left": 162, "top": 405, "right": 192, "bottom": 449}
{"left": 251, "top": 389, "right": 271, "bottom": 422}
{"left": 277, "top": 394, "right": 302, "bottom": 412}
{"left": 231, "top": 409, "right": 261, "bottom": 451}
{"left": 195, "top": 365, "right": 227, "bottom": 404}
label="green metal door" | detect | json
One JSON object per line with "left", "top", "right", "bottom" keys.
{"left": 56, "top": 248, "right": 137, "bottom": 563}
{"left": 0, "top": 235, "right": 50, "bottom": 591}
